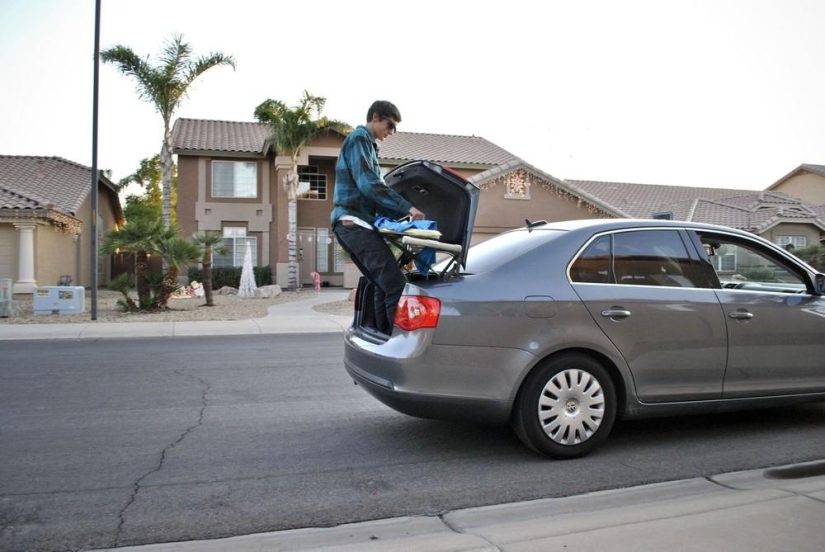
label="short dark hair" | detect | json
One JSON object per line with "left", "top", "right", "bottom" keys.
{"left": 367, "top": 100, "right": 401, "bottom": 123}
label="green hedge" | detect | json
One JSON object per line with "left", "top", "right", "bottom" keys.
{"left": 187, "top": 265, "right": 273, "bottom": 289}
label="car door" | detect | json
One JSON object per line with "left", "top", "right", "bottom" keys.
{"left": 695, "top": 230, "right": 825, "bottom": 398}
{"left": 570, "top": 228, "right": 728, "bottom": 403}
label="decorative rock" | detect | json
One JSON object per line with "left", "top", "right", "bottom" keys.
{"left": 255, "top": 284, "right": 282, "bottom": 298}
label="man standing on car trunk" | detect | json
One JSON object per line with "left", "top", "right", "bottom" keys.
{"left": 331, "top": 100, "right": 425, "bottom": 334}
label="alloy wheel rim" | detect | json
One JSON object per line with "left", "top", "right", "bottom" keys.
{"left": 537, "top": 368, "right": 605, "bottom": 445}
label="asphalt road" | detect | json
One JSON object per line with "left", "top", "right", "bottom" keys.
{"left": 1, "top": 334, "right": 824, "bottom": 552}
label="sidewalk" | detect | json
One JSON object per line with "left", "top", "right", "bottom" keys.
{"left": 98, "top": 461, "right": 825, "bottom": 552}
{"left": 0, "top": 289, "right": 353, "bottom": 340}
{"left": 4, "top": 292, "right": 825, "bottom": 551}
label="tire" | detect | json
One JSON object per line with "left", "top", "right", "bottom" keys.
{"left": 512, "top": 353, "right": 617, "bottom": 459}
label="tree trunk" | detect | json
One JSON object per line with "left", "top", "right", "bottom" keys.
{"left": 160, "top": 120, "right": 173, "bottom": 228}
{"left": 202, "top": 257, "right": 215, "bottom": 307}
{"left": 160, "top": 121, "right": 173, "bottom": 274}
{"left": 135, "top": 251, "right": 152, "bottom": 310}
{"left": 288, "top": 197, "right": 298, "bottom": 290}
{"left": 284, "top": 162, "right": 300, "bottom": 291}
{"left": 154, "top": 269, "right": 179, "bottom": 310}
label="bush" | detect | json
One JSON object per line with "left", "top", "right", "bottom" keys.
{"left": 187, "top": 265, "right": 273, "bottom": 289}
{"left": 741, "top": 267, "right": 780, "bottom": 282}
{"left": 791, "top": 245, "right": 825, "bottom": 271}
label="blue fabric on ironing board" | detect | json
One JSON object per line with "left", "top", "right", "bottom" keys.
{"left": 374, "top": 217, "right": 439, "bottom": 274}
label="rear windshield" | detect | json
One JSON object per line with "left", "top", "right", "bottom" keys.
{"left": 441, "top": 229, "right": 564, "bottom": 273}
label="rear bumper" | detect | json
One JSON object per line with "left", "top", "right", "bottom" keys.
{"left": 345, "top": 358, "right": 512, "bottom": 425}
{"left": 343, "top": 327, "right": 533, "bottom": 425}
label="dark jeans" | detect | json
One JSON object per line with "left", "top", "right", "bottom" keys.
{"left": 333, "top": 221, "right": 406, "bottom": 333}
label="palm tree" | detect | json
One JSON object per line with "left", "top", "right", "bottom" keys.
{"left": 100, "top": 219, "right": 163, "bottom": 309}
{"left": 191, "top": 231, "right": 228, "bottom": 307}
{"left": 152, "top": 227, "right": 202, "bottom": 309}
{"left": 254, "top": 91, "right": 350, "bottom": 290}
{"left": 101, "top": 34, "right": 235, "bottom": 229}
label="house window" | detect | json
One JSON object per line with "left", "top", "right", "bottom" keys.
{"left": 213, "top": 227, "right": 257, "bottom": 268}
{"left": 775, "top": 235, "right": 807, "bottom": 251}
{"left": 297, "top": 166, "right": 327, "bottom": 200}
{"left": 333, "top": 240, "right": 346, "bottom": 273}
{"left": 212, "top": 161, "right": 257, "bottom": 198}
{"left": 316, "top": 228, "right": 330, "bottom": 272}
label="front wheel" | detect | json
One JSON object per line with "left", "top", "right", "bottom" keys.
{"left": 512, "top": 353, "right": 617, "bottom": 459}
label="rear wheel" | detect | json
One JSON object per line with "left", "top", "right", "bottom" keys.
{"left": 513, "top": 353, "right": 616, "bottom": 459}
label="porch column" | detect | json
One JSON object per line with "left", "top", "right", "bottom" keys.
{"left": 13, "top": 222, "right": 36, "bottom": 294}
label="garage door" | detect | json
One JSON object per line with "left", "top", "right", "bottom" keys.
{"left": 0, "top": 225, "right": 15, "bottom": 280}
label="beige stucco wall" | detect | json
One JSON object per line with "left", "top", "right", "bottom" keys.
{"left": 36, "top": 225, "right": 78, "bottom": 287}
{"left": 0, "top": 224, "right": 15, "bottom": 280}
{"left": 761, "top": 222, "right": 822, "bottom": 248}
{"left": 474, "top": 180, "right": 604, "bottom": 238}
{"left": 75, "top": 184, "right": 121, "bottom": 288}
{"left": 770, "top": 172, "right": 825, "bottom": 206}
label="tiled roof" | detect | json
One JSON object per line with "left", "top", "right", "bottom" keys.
{"left": 172, "top": 119, "right": 515, "bottom": 166}
{"left": 377, "top": 132, "right": 518, "bottom": 166}
{"left": 566, "top": 179, "right": 825, "bottom": 232}
{"left": 172, "top": 118, "right": 519, "bottom": 167}
{"left": 566, "top": 180, "right": 752, "bottom": 220}
{"left": 172, "top": 118, "right": 270, "bottom": 155}
{"left": 0, "top": 155, "right": 116, "bottom": 216}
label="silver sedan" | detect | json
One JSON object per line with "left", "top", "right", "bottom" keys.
{"left": 344, "top": 216, "right": 825, "bottom": 459}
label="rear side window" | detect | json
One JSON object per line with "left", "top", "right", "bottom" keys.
{"left": 570, "top": 235, "right": 611, "bottom": 283}
{"left": 571, "top": 229, "right": 705, "bottom": 288}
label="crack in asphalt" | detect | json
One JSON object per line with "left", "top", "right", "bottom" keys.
{"left": 111, "top": 371, "right": 210, "bottom": 548}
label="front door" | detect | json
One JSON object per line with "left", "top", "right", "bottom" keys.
{"left": 694, "top": 230, "right": 825, "bottom": 398}
{"left": 297, "top": 228, "right": 316, "bottom": 287}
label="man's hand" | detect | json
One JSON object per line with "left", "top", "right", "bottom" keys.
{"left": 409, "top": 206, "right": 425, "bottom": 221}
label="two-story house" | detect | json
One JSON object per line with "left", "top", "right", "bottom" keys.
{"left": 173, "top": 117, "right": 825, "bottom": 289}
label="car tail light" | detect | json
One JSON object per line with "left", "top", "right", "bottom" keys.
{"left": 394, "top": 295, "right": 441, "bottom": 331}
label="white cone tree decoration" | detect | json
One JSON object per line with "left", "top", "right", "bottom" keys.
{"left": 238, "top": 241, "right": 258, "bottom": 298}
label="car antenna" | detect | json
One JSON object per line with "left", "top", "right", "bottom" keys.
{"left": 525, "top": 219, "right": 548, "bottom": 231}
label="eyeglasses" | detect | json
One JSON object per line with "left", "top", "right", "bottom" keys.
{"left": 382, "top": 117, "right": 397, "bottom": 132}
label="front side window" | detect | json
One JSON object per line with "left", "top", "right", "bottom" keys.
{"left": 213, "top": 227, "right": 257, "bottom": 268}
{"left": 212, "top": 161, "right": 257, "bottom": 198}
{"left": 699, "top": 232, "right": 806, "bottom": 292}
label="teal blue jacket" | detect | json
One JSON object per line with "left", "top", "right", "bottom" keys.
{"left": 330, "top": 126, "right": 411, "bottom": 226}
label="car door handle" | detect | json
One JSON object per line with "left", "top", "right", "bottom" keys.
{"left": 601, "top": 309, "right": 631, "bottom": 319}
{"left": 728, "top": 311, "right": 754, "bottom": 320}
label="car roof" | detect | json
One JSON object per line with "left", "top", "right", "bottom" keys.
{"left": 525, "top": 218, "right": 753, "bottom": 236}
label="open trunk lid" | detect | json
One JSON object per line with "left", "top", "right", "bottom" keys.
{"left": 384, "top": 160, "right": 479, "bottom": 269}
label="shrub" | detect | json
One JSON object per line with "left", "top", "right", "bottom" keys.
{"left": 791, "top": 245, "right": 825, "bottom": 271}
{"left": 187, "top": 265, "right": 273, "bottom": 289}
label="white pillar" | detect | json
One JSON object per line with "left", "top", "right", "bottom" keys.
{"left": 13, "top": 222, "right": 36, "bottom": 294}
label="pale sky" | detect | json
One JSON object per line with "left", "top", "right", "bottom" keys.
{"left": 1, "top": 0, "right": 823, "bottom": 195}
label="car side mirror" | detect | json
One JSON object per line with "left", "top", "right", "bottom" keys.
{"left": 815, "top": 274, "right": 825, "bottom": 295}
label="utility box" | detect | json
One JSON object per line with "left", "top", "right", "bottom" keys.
{"left": 33, "top": 286, "right": 86, "bottom": 315}
{"left": 0, "top": 278, "right": 12, "bottom": 318}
